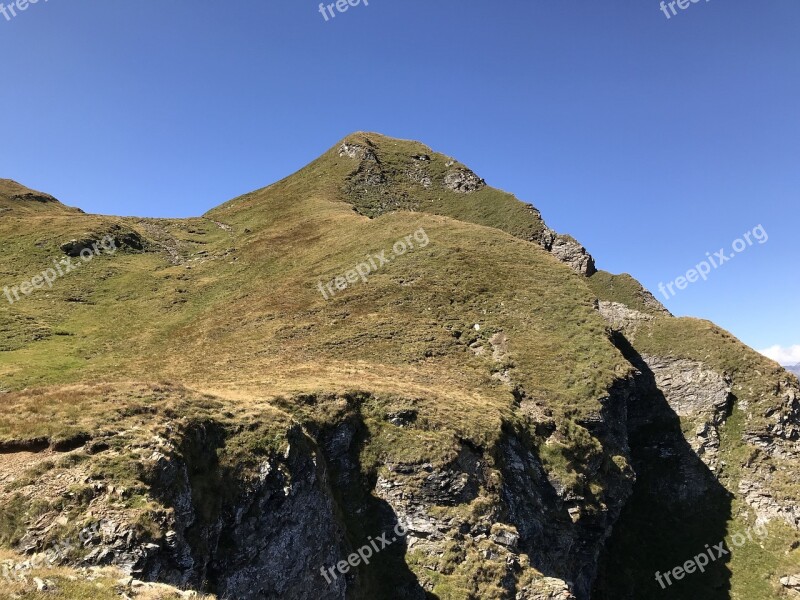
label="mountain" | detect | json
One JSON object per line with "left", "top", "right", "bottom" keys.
{"left": 0, "top": 133, "right": 798, "bottom": 600}
{"left": 0, "top": 178, "right": 83, "bottom": 215}
{"left": 788, "top": 364, "right": 800, "bottom": 377}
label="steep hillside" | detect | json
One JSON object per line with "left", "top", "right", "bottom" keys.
{"left": 0, "top": 133, "right": 798, "bottom": 600}
{"left": 0, "top": 180, "right": 83, "bottom": 216}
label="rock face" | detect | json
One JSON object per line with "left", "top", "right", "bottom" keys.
{"left": 592, "top": 302, "right": 800, "bottom": 599}
{"left": 641, "top": 355, "right": 733, "bottom": 471}
{"left": 338, "top": 142, "right": 377, "bottom": 162}
{"left": 3, "top": 415, "right": 349, "bottom": 600}
{"left": 144, "top": 426, "right": 347, "bottom": 600}
{"left": 590, "top": 349, "right": 736, "bottom": 598}
{"left": 501, "top": 381, "right": 636, "bottom": 600}
{"left": 0, "top": 386, "right": 644, "bottom": 600}
{"left": 536, "top": 228, "right": 596, "bottom": 276}
{"left": 443, "top": 168, "right": 486, "bottom": 193}
{"left": 736, "top": 373, "right": 800, "bottom": 530}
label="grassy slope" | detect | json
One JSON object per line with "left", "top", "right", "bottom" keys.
{"left": 587, "top": 270, "right": 670, "bottom": 315}
{"left": 0, "top": 137, "right": 630, "bottom": 597}
{"left": 1, "top": 134, "right": 797, "bottom": 598}
{"left": 2, "top": 135, "right": 626, "bottom": 420}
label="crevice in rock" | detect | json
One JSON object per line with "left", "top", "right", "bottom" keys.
{"left": 309, "top": 400, "right": 432, "bottom": 599}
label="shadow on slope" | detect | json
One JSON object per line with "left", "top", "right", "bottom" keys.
{"left": 592, "top": 332, "right": 734, "bottom": 600}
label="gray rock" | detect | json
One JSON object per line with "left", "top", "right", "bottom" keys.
{"left": 597, "top": 301, "right": 654, "bottom": 337}
{"left": 338, "top": 142, "right": 376, "bottom": 161}
{"left": 443, "top": 168, "right": 485, "bottom": 193}
{"left": 642, "top": 355, "right": 732, "bottom": 472}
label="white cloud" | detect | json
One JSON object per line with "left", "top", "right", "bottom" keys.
{"left": 759, "top": 345, "right": 800, "bottom": 366}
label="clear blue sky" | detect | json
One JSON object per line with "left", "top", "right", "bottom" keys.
{"left": 1, "top": 0, "right": 797, "bottom": 358}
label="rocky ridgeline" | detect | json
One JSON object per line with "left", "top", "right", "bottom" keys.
{"left": 337, "top": 139, "right": 597, "bottom": 276}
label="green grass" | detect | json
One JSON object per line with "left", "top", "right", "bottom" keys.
{"left": 0, "top": 133, "right": 797, "bottom": 599}
{"left": 587, "top": 270, "right": 669, "bottom": 315}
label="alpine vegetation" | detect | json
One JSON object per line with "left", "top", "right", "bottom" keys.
{"left": 655, "top": 523, "right": 769, "bottom": 590}
{"left": 3, "top": 234, "right": 117, "bottom": 305}
{"left": 0, "top": 135, "right": 797, "bottom": 600}
{"left": 316, "top": 227, "right": 429, "bottom": 300}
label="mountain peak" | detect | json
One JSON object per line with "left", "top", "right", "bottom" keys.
{"left": 206, "top": 132, "right": 600, "bottom": 277}
{"left": 331, "top": 133, "right": 603, "bottom": 274}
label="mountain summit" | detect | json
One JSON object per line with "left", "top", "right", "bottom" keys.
{"left": 0, "top": 133, "right": 798, "bottom": 600}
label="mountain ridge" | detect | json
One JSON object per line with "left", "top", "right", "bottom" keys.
{"left": 0, "top": 178, "right": 83, "bottom": 215}
{"left": 0, "top": 133, "right": 798, "bottom": 600}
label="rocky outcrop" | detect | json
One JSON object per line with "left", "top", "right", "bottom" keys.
{"left": 516, "top": 577, "right": 576, "bottom": 600}
{"left": 738, "top": 476, "right": 800, "bottom": 529}
{"left": 1, "top": 414, "right": 348, "bottom": 600}
{"left": 60, "top": 226, "right": 145, "bottom": 257}
{"left": 744, "top": 378, "right": 800, "bottom": 460}
{"left": 0, "top": 380, "right": 643, "bottom": 600}
{"left": 142, "top": 425, "right": 347, "bottom": 599}
{"left": 405, "top": 167, "right": 432, "bottom": 189}
{"left": 506, "top": 381, "right": 636, "bottom": 599}
{"left": 597, "top": 301, "right": 654, "bottom": 338}
{"left": 535, "top": 228, "right": 596, "bottom": 276}
{"left": 338, "top": 142, "right": 377, "bottom": 161}
{"left": 780, "top": 574, "right": 800, "bottom": 594}
{"left": 443, "top": 168, "right": 486, "bottom": 193}
{"left": 641, "top": 355, "right": 733, "bottom": 471}
{"left": 734, "top": 374, "right": 800, "bottom": 528}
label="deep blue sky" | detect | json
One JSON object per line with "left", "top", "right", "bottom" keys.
{"left": 1, "top": 0, "right": 797, "bottom": 358}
